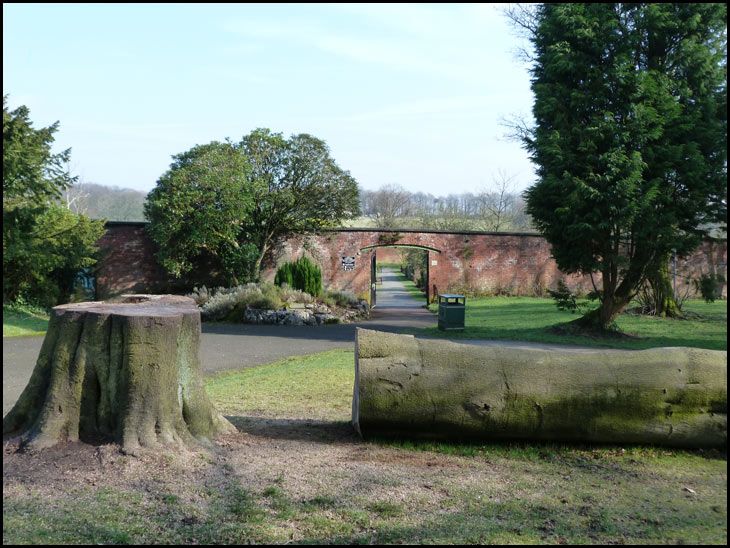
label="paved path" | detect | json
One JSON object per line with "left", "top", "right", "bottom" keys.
{"left": 2, "top": 267, "right": 600, "bottom": 415}
{"left": 374, "top": 266, "right": 426, "bottom": 309}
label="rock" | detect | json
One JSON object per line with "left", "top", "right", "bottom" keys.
{"left": 233, "top": 303, "right": 365, "bottom": 325}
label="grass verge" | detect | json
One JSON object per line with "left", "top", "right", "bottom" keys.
{"left": 413, "top": 297, "right": 727, "bottom": 350}
{"left": 207, "top": 349, "right": 354, "bottom": 421}
{"left": 3, "top": 303, "right": 50, "bottom": 337}
{"left": 390, "top": 267, "right": 429, "bottom": 304}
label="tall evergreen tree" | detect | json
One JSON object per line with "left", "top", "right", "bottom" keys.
{"left": 516, "top": 4, "right": 727, "bottom": 330}
{"left": 3, "top": 96, "right": 105, "bottom": 305}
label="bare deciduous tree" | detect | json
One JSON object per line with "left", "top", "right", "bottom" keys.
{"left": 476, "top": 171, "right": 519, "bottom": 231}
{"left": 362, "top": 183, "right": 413, "bottom": 229}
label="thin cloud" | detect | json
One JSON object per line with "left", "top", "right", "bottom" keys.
{"left": 333, "top": 96, "right": 496, "bottom": 123}
{"left": 220, "top": 6, "right": 513, "bottom": 84}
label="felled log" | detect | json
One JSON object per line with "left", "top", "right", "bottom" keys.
{"left": 3, "top": 295, "right": 235, "bottom": 454}
{"left": 352, "top": 329, "right": 727, "bottom": 448}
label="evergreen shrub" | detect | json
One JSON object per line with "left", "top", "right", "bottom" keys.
{"left": 275, "top": 256, "right": 322, "bottom": 296}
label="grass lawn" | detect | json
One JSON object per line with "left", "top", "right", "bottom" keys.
{"left": 207, "top": 350, "right": 355, "bottom": 420}
{"left": 2, "top": 303, "right": 50, "bottom": 337}
{"left": 414, "top": 297, "right": 727, "bottom": 351}
{"left": 5, "top": 349, "right": 725, "bottom": 544}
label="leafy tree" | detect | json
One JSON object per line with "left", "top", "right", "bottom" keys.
{"left": 3, "top": 96, "right": 105, "bottom": 305}
{"left": 241, "top": 129, "right": 360, "bottom": 275}
{"left": 145, "top": 142, "right": 256, "bottom": 285}
{"left": 4, "top": 207, "right": 105, "bottom": 305}
{"left": 3, "top": 96, "right": 73, "bottom": 207}
{"left": 513, "top": 4, "right": 727, "bottom": 330}
{"left": 145, "top": 129, "right": 360, "bottom": 284}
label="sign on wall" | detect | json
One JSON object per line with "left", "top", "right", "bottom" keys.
{"left": 342, "top": 256, "right": 355, "bottom": 271}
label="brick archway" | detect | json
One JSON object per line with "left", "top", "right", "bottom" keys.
{"left": 359, "top": 244, "right": 442, "bottom": 305}
{"left": 267, "top": 228, "right": 594, "bottom": 305}
{"left": 359, "top": 243, "right": 442, "bottom": 254}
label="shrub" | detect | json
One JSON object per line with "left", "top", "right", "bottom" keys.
{"left": 274, "top": 263, "right": 294, "bottom": 288}
{"left": 277, "top": 283, "right": 314, "bottom": 306}
{"left": 188, "top": 286, "right": 212, "bottom": 306}
{"left": 275, "top": 256, "right": 322, "bottom": 297}
{"left": 247, "top": 283, "right": 282, "bottom": 310}
{"left": 318, "top": 290, "right": 359, "bottom": 308}
{"left": 199, "top": 283, "right": 282, "bottom": 321}
{"left": 547, "top": 278, "right": 580, "bottom": 313}
{"left": 694, "top": 273, "right": 726, "bottom": 303}
{"left": 547, "top": 278, "right": 599, "bottom": 314}
{"left": 191, "top": 282, "right": 362, "bottom": 322}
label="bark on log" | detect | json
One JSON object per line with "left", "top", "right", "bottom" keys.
{"left": 352, "top": 329, "right": 727, "bottom": 448}
{"left": 3, "top": 295, "right": 235, "bottom": 454}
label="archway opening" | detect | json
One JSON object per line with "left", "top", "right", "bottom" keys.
{"left": 359, "top": 244, "right": 441, "bottom": 306}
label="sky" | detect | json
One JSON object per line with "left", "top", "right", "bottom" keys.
{"left": 3, "top": 3, "right": 536, "bottom": 196}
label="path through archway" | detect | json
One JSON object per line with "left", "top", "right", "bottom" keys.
{"left": 360, "top": 244, "right": 441, "bottom": 307}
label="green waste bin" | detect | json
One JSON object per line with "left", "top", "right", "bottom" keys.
{"left": 437, "top": 294, "right": 466, "bottom": 331}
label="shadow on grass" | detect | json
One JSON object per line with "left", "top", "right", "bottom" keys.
{"left": 416, "top": 324, "right": 726, "bottom": 351}
{"left": 414, "top": 299, "right": 727, "bottom": 351}
{"left": 225, "top": 415, "right": 361, "bottom": 445}
{"left": 223, "top": 415, "right": 727, "bottom": 463}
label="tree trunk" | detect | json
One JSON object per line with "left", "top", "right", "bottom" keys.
{"left": 352, "top": 329, "right": 727, "bottom": 448}
{"left": 3, "top": 295, "right": 235, "bottom": 454}
{"left": 645, "top": 260, "right": 681, "bottom": 317}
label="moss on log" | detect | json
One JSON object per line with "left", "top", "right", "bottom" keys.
{"left": 352, "top": 329, "right": 727, "bottom": 448}
{"left": 3, "top": 295, "right": 235, "bottom": 454}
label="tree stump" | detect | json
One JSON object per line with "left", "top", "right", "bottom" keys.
{"left": 3, "top": 295, "right": 235, "bottom": 454}
{"left": 352, "top": 329, "right": 727, "bottom": 448}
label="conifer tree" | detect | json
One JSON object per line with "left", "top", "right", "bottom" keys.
{"left": 514, "top": 4, "right": 727, "bottom": 330}
{"left": 3, "top": 96, "right": 105, "bottom": 305}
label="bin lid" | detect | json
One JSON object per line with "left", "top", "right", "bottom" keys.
{"left": 439, "top": 294, "right": 465, "bottom": 299}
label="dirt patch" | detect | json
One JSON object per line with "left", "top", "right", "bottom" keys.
{"left": 4, "top": 416, "right": 727, "bottom": 544}
{"left": 3, "top": 418, "right": 476, "bottom": 513}
{"left": 344, "top": 446, "right": 468, "bottom": 469}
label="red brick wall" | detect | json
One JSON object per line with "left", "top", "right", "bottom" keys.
{"left": 372, "top": 247, "right": 403, "bottom": 264}
{"left": 674, "top": 240, "right": 728, "bottom": 299}
{"left": 96, "top": 224, "right": 727, "bottom": 302}
{"left": 263, "top": 230, "right": 602, "bottom": 302}
{"left": 95, "top": 222, "right": 169, "bottom": 299}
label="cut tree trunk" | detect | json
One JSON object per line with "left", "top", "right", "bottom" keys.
{"left": 352, "top": 329, "right": 727, "bottom": 448}
{"left": 3, "top": 295, "right": 235, "bottom": 454}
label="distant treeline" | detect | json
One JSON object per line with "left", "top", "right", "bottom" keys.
{"left": 62, "top": 183, "right": 147, "bottom": 222}
{"left": 358, "top": 180, "right": 533, "bottom": 232}
{"left": 63, "top": 180, "right": 533, "bottom": 232}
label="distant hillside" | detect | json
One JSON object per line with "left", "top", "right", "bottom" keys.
{"left": 63, "top": 183, "right": 147, "bottom": 222}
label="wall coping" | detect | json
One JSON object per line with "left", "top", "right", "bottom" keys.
{"left": 330, "top": 227, "right": 543, "bottom": 237}
{"left": 101, "top": 220, "right": 542, "bottom": 238}
{"left": 102, "top": 220, "right": 149, "bottom": 227}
